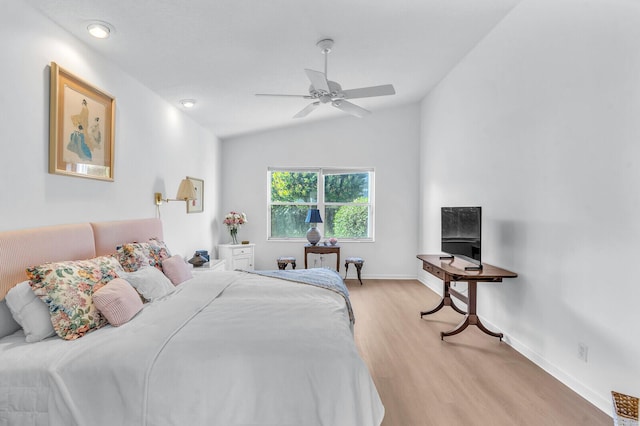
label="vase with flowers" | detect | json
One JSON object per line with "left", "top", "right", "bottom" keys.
{"left": 223, "top": 211, "right": 247, "bottom": 245}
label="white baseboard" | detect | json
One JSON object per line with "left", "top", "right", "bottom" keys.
{"left": 498, "top": 328, "right": 611, "bottom": 416}
{"left": 418, "top": 276, "right": 443, "bottom": 295}
{"left": 416, "top": 277, "right": 611, "bottom": 417}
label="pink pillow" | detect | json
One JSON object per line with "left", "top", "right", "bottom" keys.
{"left": 93, "top": 278, "right": 143, "bottom": 326}
{"left": 162, "top": 255, "right": 193, "bottom": 285}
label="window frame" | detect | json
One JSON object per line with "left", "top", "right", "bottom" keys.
{"left": 267, "top": 167, "right": 375, "bottom": 242}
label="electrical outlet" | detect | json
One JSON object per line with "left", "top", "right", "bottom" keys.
{"left": 578, "top": 343, "right": 589, "bottom": 362}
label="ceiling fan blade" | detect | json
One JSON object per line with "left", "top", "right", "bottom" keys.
{"left": 331, "top": 100, "right": 371, "bottom": 118}
{"left": 340, "top": 84, "right": 396, "bottom": 99}
{"left": 255, "top": 94, "right": 313, "bottom": 99}
{"left": 293, "top": 102, "right": 320, "bottom": 119}
{"left": 304, "top": 69, "right": 330, "bottom": 93}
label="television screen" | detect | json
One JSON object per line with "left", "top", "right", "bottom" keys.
{"left": 441, "top": 207, "right": 481, "bottom": 265}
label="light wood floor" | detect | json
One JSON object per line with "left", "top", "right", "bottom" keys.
{"left": 345, "top": 279, "right": 611, "bottom": 426}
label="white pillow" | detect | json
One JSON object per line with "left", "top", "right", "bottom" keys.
{"left": 0, "top": 299, "right": 21, "bottom": 338}
{"left": 5, "top": 281, "right": 56, "bottom": 342}
{"left": 121, "top": 266, "right": 175, "bottom": 302}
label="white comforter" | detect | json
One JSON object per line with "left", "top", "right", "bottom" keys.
{"left": 0, "top": 271, "right": 384, "bottom": 426}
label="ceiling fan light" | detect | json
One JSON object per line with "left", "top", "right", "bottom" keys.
{"left": 316, "top": 38, "right": 334, "bottom": 54}
{"left": 87, "top": 22, "right": 111, "bottom": 39}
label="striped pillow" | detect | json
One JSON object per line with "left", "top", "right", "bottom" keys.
{"left": 93, "top": 278, "right": 143, "bottom": 326}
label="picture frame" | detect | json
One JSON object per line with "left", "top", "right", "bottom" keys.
{"left": 49, "top": 62, "right": 116, "bottom": 181}
{"left": 187, "top": 176, "right": 204, "bottom": 213}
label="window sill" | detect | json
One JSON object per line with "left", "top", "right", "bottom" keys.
{"left": 267, "top": 238, "right": 375, "bottom": 243}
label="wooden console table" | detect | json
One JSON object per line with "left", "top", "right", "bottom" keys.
{"left": 417, "top": 254, "right": 517, "bottom": 340}
{"left": 305, "top": 245, "right": 340, "bottom": 271}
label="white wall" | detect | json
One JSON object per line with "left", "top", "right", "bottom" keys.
{"left": 0, "top": 1, "right": 223, "bottom": 257}
{"left": 8, "top": 0, "right": 634, "bottom": 414}
{"left": 221, "top": 104, "right": 421, "bottom": 276}
{"left": 419, "top": 0, "right": 640, "bottom": 413}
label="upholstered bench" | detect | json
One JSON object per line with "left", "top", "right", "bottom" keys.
{"left": 277, "top": 256, "right": 297, "bottom": 270}
{"left": 344, "top": 257, "right": 364, "bottom": 285}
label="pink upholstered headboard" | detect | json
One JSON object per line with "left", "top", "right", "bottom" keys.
{"left": 91, "top": 218, "right": 163, "bottom": 256}
{"left": 0, "top": 218, "right": 163, "bottom": 299}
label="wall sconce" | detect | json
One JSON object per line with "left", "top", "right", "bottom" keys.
{"left": 154, "top": 179, "right": 197, "bottom": 207}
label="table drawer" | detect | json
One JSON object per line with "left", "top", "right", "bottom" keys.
{"left": 233, "top": 247, "right": 252, "bottom": 256}
{"left": 423, "top": 263, "right": 445, "bottom": 279}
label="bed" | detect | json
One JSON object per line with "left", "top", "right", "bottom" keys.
{"left": 0, "top": 218, "right": 384, "bottom": 426}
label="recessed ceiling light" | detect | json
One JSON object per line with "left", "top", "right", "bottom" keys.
{"left": 180, "top": 99, "right": 196, "bottom": 108}
{"left": 87, "top": 22, "right": 112, "bottom": 39}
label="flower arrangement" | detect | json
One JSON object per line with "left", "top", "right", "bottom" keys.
{"left": 223, "top": 211, "right": 247, "bottom": 244}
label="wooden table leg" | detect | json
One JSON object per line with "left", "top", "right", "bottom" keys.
{"left": 420, "top": 280, "right": 466, "bottom": 317}
{"left": 473, "top": 316, "right": 504, "bottom": 340}
{"left": 440, "top": 315, "right": 471, "bottom": 340}
{"left": 440, "top": 281, "right": 504, "bottom": 341}
{"left": 421, "top": 298, "right": 445, "bottom": 316}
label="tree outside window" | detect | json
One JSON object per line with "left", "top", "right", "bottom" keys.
{"left": 270, "top": 170, "right": 317, "bottom": 238}
{"left": 268, "top": 168, "right": 374, "bottom": 241}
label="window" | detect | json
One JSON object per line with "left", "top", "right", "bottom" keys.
{"left": 268, "top": 168, "right": 374, "bottom": 241}
{"left": 269, "top": 170, "right": 317, "bottom": 239}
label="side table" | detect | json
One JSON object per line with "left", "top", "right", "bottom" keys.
{"left": 305, "top": 245, "right": 340, "bottom": 271}
{"left": 417, "top": 254, "right": 517, "bottom": 340}
{"left": 191, "top": 259, "right": 226, "bottom": 274}
{"left": 218, "top": 244, "right": 255, "bottom": 271}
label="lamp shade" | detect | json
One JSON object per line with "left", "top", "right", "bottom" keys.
{"left": 305, "top": 209, "right": 323, "bottom": 224}
{"left": 176, "top": 179, "right": 197, "bottom": 200}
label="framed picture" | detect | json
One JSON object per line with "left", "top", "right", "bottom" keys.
{"left": 49, "top": 62, "right": 115, "bottom": 181}
{"left": 187, "top": 176, "right": 204, "bottom": 213}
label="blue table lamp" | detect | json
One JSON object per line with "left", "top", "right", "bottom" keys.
{"left": 305, "top": 209, "right": 323, "bottom": 245}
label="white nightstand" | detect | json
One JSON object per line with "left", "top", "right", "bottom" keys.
{"left": 191, "top": 259, "right": 226, "bottom": 274}
{"left": 218, "top": 244, "right": 255, "bottom": 271}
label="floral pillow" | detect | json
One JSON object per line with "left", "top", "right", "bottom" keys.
{"left": 117, "top": 238, "right": 172, "bottom": 272}
{"left": 147, "top": 238, "right": 172, "bottom": 266}
{"left": 26, "top": 256, "right": 123, "bottom": 340}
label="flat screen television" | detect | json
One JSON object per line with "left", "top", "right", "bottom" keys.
{"left": 441, "top": 206, "right": 482, "bottom": 266}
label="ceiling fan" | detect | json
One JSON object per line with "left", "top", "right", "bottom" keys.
{"left": 256, "top": 38, "right": 396, "bottom": 119}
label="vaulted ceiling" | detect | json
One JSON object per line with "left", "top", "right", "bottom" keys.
{"left": 25, "top": 0, "right": 521, "bottom": 139}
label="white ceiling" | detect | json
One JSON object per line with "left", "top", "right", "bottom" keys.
{"left": 24, "top": 0, "right": 521, "bottom": 139}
